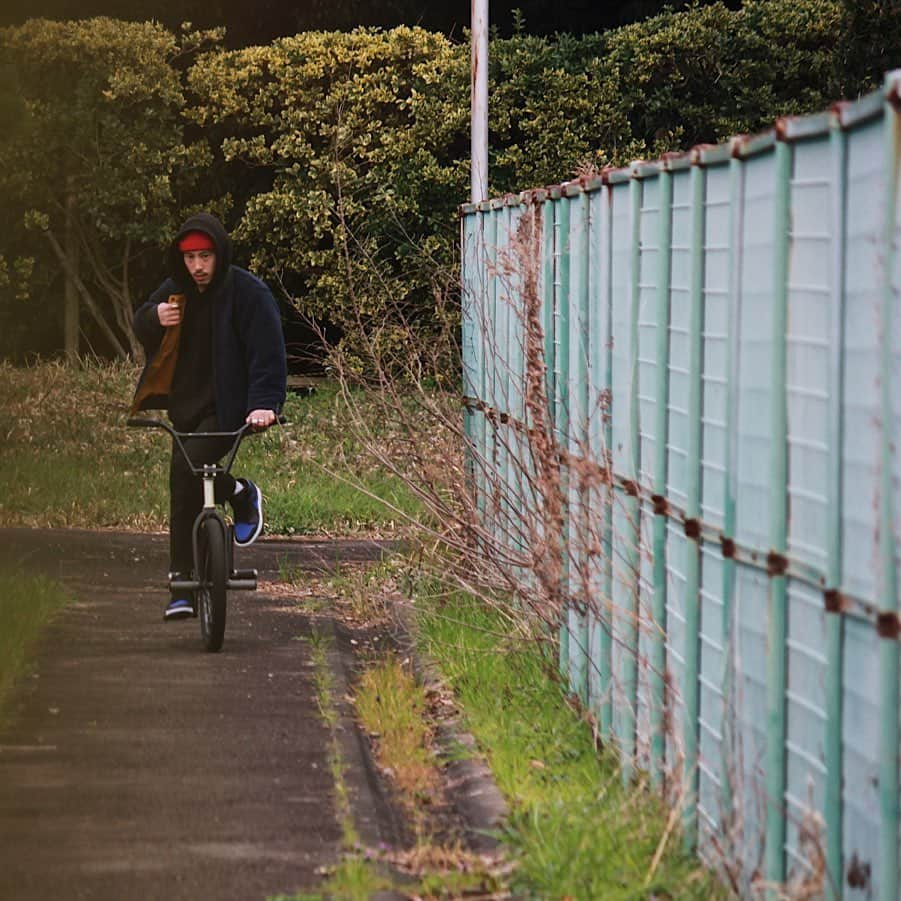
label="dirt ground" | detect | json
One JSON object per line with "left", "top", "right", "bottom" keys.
{"left": 0, "top": 527, "right": 404, "bottom": 901}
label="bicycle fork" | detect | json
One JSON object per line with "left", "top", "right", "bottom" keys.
{"left": 169, "top": 465, "right": 258, "bottom": 594}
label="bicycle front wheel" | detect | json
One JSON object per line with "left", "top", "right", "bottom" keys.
{"left": 197, "top": 517, "right": 227, "bottom": 652}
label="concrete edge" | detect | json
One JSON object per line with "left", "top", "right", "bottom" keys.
{"left": 319, "top": 616, "right": 408, "bottom": 853}
{"left": 393, "top": 607, "right": 510, "bottom": 855}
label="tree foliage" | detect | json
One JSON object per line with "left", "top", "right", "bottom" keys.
{"left": 1, "top": 1, "right": 900, "bottom": 362}
{"left": 187, "top": 27, "right": 456, "bottom": 333}
{"left": 0, "top": 17, "right": 219, "bottom": 360}
{"left": 185, "top": 0, "right": 894, "bottom": 354}
{"left": 0, "top": 0, "right": 741, "bottom": 47}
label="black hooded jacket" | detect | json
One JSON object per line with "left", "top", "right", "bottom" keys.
{"left": 131, "top": 213, "right": 287, "bottom": 431}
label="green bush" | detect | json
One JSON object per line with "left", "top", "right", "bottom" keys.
{"left": 603, "top": 0, "right": 851, "bottom": 150}
{"left": 3, "top": 2, "right": 900, "bottom": 362}
{"left": 186, "top": 29, "right": 461, "bottom": 334}
{"left": 184, "top": 1, "right": 895, "bottom": 355}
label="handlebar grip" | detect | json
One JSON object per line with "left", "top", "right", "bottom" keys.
{"left": 127, "top": 417, "right": 166, "bottom": 429}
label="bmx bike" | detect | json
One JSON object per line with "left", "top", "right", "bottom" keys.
{"left": 127, "top": 416, "right": 261, "bottom": 652}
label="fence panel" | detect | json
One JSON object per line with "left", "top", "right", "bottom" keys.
{"left": 841, "top": 111, "right": 884, "bottom": 900}
{"left": 587, "top": 185, "right": 615, "bottom": 740}
{"left": 784, "top": 132, "right": 833, "bottom": 881}
{"left": 636, "top": 169, "right": 661, "bottom": 775}
{"left": 696, "top": 155, "right": 732, "bottom": 860}
{"left": 664, "top": 164, "right": 694, "bottom": 780}
{"left": 459, "top": 73, "right": 901, "bottom": 899}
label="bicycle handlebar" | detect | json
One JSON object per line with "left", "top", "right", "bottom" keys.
{"left": 127, "top": 416, "right": 285, "bottom": 477}
{"left": 126, "top": 417, "right": 254, "bottom": 439}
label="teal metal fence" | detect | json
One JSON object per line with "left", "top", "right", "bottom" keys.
{"left": 460, "top": 73, "right": 901, "bottom": 899}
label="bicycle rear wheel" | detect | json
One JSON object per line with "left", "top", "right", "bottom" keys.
{"left": 197, "top": 517, "right": 227, "bottom": 652}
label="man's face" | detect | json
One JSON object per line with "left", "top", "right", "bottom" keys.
{"left": 182, "top": 250, "right": 216, "bottom": 291}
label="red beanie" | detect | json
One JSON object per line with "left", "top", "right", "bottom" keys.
{"left": 178, "top": 231, "right": 215, "bottom": 252}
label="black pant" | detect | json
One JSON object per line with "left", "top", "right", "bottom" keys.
{"left": 169, "top": 413, "right": 237, "bottom": 576}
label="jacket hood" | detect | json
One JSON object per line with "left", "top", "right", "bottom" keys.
{"left": 167, "top": 212, "right": 233, "bottom": 293}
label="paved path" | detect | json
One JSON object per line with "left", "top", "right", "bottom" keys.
{"left": 0, "top": 528, "right": 400, "bottom": 901}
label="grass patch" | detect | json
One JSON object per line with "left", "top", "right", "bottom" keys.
{"left": 286, "top": 629, "right": 496, "bottom": 898}
{"left": 306, "top": 629, "right": 358, "bottom": 850}
{"left": 417, "top": 590, "right": 726, "bottom": 899}
{"left": 355, "top": 656, "right": 437, "bottom": 812}
{"left": 272, "top": 855, "right": 390, "bottom": 901}
{"left": 0, "top": 360, "right": 420, "bottom": 535}
{"left": 352, "top": 650, "right": 506, "bottom": 897}
{"left": 0, "top": 564, "right": 71, "bottom": 712}
{"left": 271, "top": 628, "right": 393, "bottom": 901}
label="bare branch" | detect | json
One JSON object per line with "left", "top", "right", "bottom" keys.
{"left": 43, "top": 227, "right": 128, "bottom": 358}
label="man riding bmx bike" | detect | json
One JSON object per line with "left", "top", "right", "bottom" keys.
{"left": 130, "top": 212, "right": 287, "bottom": 621}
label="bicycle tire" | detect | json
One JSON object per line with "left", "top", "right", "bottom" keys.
{"left": 197, "top": 517, "right": 227, "bottom": 652}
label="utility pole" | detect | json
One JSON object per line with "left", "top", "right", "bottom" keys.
{"left": 471, "top": 0, "right": 488, "bottom": 203}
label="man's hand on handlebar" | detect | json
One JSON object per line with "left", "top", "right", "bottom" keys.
{"left": 246, "top": 409, "right": 277, "bottom": 430}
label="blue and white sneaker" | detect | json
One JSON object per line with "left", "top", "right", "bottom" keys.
{"left": 164, "top": 597, "right": 194, "bottom": 622}
{"left": 232, "top": 478, "right": 263, "bottom": 546}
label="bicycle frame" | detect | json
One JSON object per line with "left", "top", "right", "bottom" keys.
{"left": 126, "top": 417, "right": 259, "bottom": 592}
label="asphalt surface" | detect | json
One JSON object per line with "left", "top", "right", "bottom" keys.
{"left": 0, "top": 528, "right": 401, "bottom": 901}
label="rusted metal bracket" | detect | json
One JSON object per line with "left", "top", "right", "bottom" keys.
{"left": 458, "top": 406, "right": 899, "bottom": 635}
{"left": 767, "top": 551, "right": 788, "bottom": 577}
{"left": 620, "top": 479, "right": 639, "bottom": 498}
{"left": 847, "top": 853, "right": 871, "bottom": 891}
{"left": 886, "top": 77, "right": 901, "bottom": 110}
{"left": 823, "top": 589, "right": 846, "bottom": 614}
{"left": 877, "top": 612, "right": 901, "bottom": 640}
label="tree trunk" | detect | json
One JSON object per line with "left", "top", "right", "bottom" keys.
{"left": 117, "top": 239, "right": 141, "bottom": 360}
{"left": 63, "top": 181, "right": 79, "bottom": 364}
{"left": 77, "top": 227, "right": 142, "bottom": 360}
{"left": 44, "top": 228, "right": 129, "bottom": 359}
